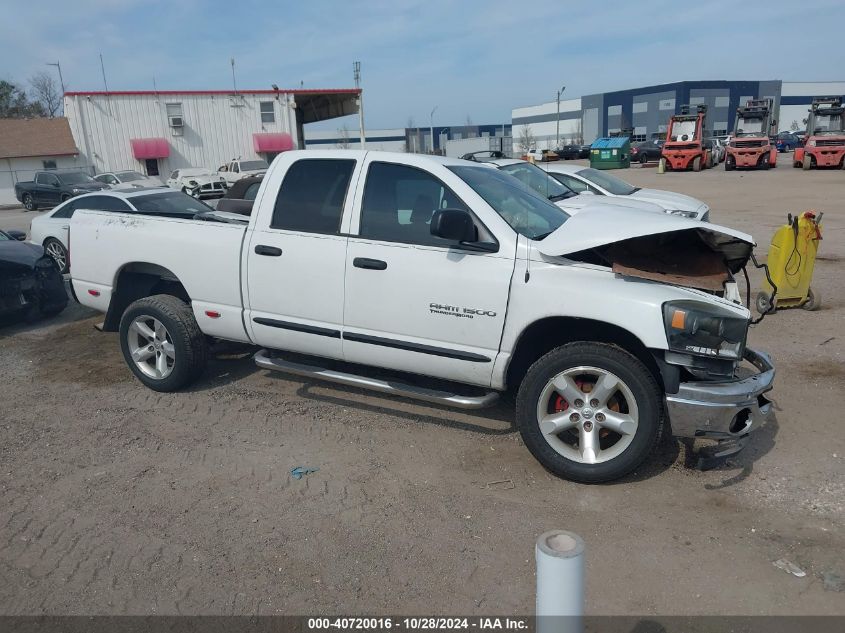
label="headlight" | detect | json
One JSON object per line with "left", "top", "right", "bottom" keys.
{"left": 72, "top": 188, "right": 82, "bottom": 194}
{"left": 188, "top": 180, "right": 198, "bottom": 186}
{"left": 663, "top": 301, "right": 748, "bottom": 360}
{"left": 669, "top": 209, "right": 698, "bottom": 218}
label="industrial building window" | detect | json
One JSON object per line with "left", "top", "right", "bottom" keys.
{"left": 659, "top": 99, "right": 675, "bottom": 111}
{"left": 42, "top": 160, "right": 57, "bottom": 169}
{"left": 271, "top": 159, "right": 355, "bottom": 234}
{"left": 607, "top": 105, "right": 622, "bottom": 116}
{"left": 631, "top": 134, "right": 647, "bottom": 142}
{"left": 715, "top": 96, "right": 730, "bottom": 108}
{"left": 632, "top": 102, "right": 648, "bottom": 114}
{"left": 260, "top": 101, "right": 275, "bottom": 124}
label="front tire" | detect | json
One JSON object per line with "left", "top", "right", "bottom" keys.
{"left": 43, "top": 238, "right": 68, "bottom": 274}
{"left": 119, "top": 294, "right": 208, "bottom": 392}
{"left": 802, "top": 287, "right": 821, "bottom": 311}
{"left": 515, "top": 342, "right": 663, "bottom": 483}
{"left": 692, "top": 156, "right": 701, "bottom": 172}
{"left": 22, "top": 193, "right": 37, "bottom": 211}
{"left": 803, "top": 155, "right": 812, "bottom": 170}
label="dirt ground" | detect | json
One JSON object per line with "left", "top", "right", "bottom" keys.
{"left": 1, "top": 158, "right": 843, "bottom": 616}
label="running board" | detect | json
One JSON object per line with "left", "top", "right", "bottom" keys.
{"left": 254, "top": 349, "right": 499, "bottom": 410}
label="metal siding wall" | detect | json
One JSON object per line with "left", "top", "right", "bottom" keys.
{"left": 65, "top": 93, "right": 296, "bottom": 175}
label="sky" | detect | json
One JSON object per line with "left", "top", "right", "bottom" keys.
{"left": 2, "top": 0, "right": 842, "bottom": 131}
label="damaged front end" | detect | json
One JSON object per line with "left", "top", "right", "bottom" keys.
{"left": 535, "top": 208, "right": 775, "bottom": 458}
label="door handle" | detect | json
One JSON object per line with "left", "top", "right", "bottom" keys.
{"left": 353, "top": 257, "right": 387, "bottom": 270}
{"left": 254, "top": 245, "right": 282, "bottom": 256}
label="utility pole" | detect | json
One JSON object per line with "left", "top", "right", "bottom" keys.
{"left": 47, "top": 61, "right": 65, "bottom": 116}
{"left": 429, "top": 105, "right": 438, "bottom": 155}
{"left": 556, "top": 85, "right": 566, "bottom": 148}
{"left": 230, "top": 58, "right": 238, "bottom": 95}
{"left": 354, "top": 61, "right": 366, "bottom": 148}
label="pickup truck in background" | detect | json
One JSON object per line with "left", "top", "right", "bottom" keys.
{"left": 217, "top": 158, "right": 270, "bottom": 186}
{"left": 69, "top": 150, "right": 775, "bottom": 483}
{"left": 15, "top": 171, "right": 108, "bottom": 210}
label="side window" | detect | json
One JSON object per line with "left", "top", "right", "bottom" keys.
{"left": 554, "top": 173, "right": 591, "bottom": 194}
{"left": 244, "top": 182, "right": 261, "bottom": 200}
{"left": 52, "top": 199, "right": 80, "bottom": 219}
{"left": 359, "top": 162, "right": 470, "bottom": 247}
{"left": 270, "top": 159, "right": 355, "bottom": 233}
{"left": 74, "top": 195, "right": 132, "bottom": 212}
{"left": 260, "top": 101, "right": 275, "bottom": 124}
{"left": 36, "top": 173, "right": 46, "bottom": 185}
{"left": 232, "top": 163, "right": 239, "bottom": 173}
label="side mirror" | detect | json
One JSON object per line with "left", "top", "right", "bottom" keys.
{"left": 7, "top": 229, "right": 26, "bottom": 241}
{"left": 430, "top": 208, "right": 476, "bottom": 242}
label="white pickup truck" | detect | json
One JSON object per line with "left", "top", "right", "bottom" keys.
{"left": 70, "top": 150, "right": 774, "bottom": 482}
{"left": 217, "top": 158, "right": 270, "bottom": 186}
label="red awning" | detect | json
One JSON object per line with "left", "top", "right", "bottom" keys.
{"left": 253, "top": 132, "right": 294, "bottom": 153}
{"left": 130, "top": 138, "right": 170, "bottom": 160}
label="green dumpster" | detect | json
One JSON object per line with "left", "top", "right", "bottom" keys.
{"left": 589, "top": 137, "right": 631, "bottom": 169}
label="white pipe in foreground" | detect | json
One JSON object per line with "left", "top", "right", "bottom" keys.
{"left": 536, "top": 530, "right": 585, "bottom": 633}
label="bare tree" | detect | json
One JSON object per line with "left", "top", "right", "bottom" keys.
{"left": 0, "top": 79, "right": 45, "bottom": 118}
{"left": 336, "top": 125, "right": 351, "bottom": 149}
{"left": 790, "top": 120, "right": 800, "bottom": 132}
{"left": 29, "top": 72, "right": 61, "bottom": 117}
{"left": 518, "top": 126, "right": 536, "bottom": 153}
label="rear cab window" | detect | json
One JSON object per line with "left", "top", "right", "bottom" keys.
{"left": 270, "top": 159, "right": 356, "bottom": 234}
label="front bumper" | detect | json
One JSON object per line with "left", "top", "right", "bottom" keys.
{"left": 665, "top": 348, "right": 774, "bottom": 439}
{"left": 729, "top": 148, "right": 769, "bottom": 167}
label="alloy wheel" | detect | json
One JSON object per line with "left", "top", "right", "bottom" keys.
{"left": 126, "top": 315, "right": 176, "bottom": 380}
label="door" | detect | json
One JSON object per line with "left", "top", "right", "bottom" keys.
{"left": 245, "top": 157, "right": 358, "bottom": 360}
{"left": 343, "top": 160, "right": 515, "bottom": 387}
{"left": 144, "top": 159, "right": 160, "bottom": 177}
{"left": 35, "top": 173, "right": 60, "bottom": 205}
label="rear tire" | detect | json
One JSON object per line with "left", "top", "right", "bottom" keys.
{"left": 692, "top": 156, "right": 701, "bottom": 172}
{"left": 803, "top": 155, "right": 812, "bottom": 170}
{"left": 119, "top": 294, "right": 208, "bottom": 392}
{"left": 22, "top": 193, "right": 37, "bottom": 211}
{"left": 659, "top": 157, "right": 668, "bottom": 172}
{"left": 725, "top": 157, "right": 735, "bottom": 171}
{"left": 43, "top": 238, "right": 68, "bottom": 274}
{"left": 515, "top": 342, "right": 663, "bottom": 483}
{"left": 640, "top": 154, "right": 648, "bottom": 164}
{"left": 60, "top": 194, "right": 71, "bottom": 202}
{"left": 756, "top": 291, "right": 776, "bottom": 314}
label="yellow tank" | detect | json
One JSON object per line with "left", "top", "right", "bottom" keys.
{"left": 756, "top": 211, "right": 823, "bottom": 312}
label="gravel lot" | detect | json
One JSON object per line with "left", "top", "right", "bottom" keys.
{"left": 1, "top": 158, "right": 843, "bottom": 616}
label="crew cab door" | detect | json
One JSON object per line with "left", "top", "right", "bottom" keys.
{"left": 245, "top": 156, "right": 359, "bottom": 359}
{"left": 35, "top": 173, "right": 60, "bottom": 205}
{"left": 342, "top": 158, "right": 515, "bottom": 387}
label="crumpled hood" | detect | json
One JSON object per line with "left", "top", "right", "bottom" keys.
{"left": 629, "top": 188, "right": 705, "bottom": 212}
{"left": 0, "top": 240, "right": 45, "bottom": 270}
{"left": 556, "top": 195, "right": 665, "bottom": 215}
{"left": 536, "top": 206, "right": 754, "bottom": 272}
{"left": 183, "top": 174, "right": 219, "bottom": 185}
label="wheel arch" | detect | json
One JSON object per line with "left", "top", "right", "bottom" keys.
{"left": 102, "top": 262, "right": 191, "bottom": 332}
{"left": 505, "top": 317, "right": 666, "bottom": 394}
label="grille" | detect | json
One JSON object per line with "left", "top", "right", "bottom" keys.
{"left": 733, "top": 140, "right": 765, "bottom": 148}
{"left": 816, "top": 139, "right": 845, "bottom": 147}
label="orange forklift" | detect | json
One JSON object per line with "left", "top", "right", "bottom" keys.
{"left": 660, "top": 104, "right": 712, "bottom": 172}
{"left": 725, "top": 99, "right": 777, "bottom": 170}
{"left": 793, "top": 97, "right": 845, "bottom": 169}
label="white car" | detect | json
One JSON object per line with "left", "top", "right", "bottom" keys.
{"left": 28, "top": 188, "right": 213, "bottom": 273}
{"left": 217, "top": 159, "right": 270, "bottom": 186}
{"left": 166, "top": 168, "right": 227, "bottom": 199}
{"left": 488, "top": 159, "right": 667, "bottom": 216}
{"left": 541, "top": 163, "right": 710, "bottom": 221}
{"left": 93, "top": 170, "right": 166, "bottom": 189}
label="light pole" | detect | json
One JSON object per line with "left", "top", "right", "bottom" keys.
{"left": 556, "top": 85, "right": 566, "bottom": 149}
{"left": 429, "top": 105, "right": 438, "bottom": 154}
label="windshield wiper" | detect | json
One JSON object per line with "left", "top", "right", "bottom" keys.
{"left": 532, "top": 230, "right": 557, "bottom": 241}
{"left": 549, "top": 192, "right": 574, "bottom": 201}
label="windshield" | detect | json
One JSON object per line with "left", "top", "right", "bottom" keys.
{"left": 0, "top": 231, "right": 10, "bottom": 241}
{"left": 813, "top": 113, "right": 844, "bottom": 135}
{"left": 498, "top": 163, "right": 574, "bottom": 201}
{"left": 449, "top": 166, "right": 569, "bottom": 240}
{"left": 117, "top": 171, "right": 146, "bottom": 182}
{"left": 131, "top": 191, "right": 213, "bottom": 217}
{"left": 669, "top": 120, "right": 697, "bottom": 141}
{"left": 240, "top": 160, "right": 269, "bottom": 171}
{"left": 576, "top": 168, "right": 637, "bottom": 195}
{"left": 58, "top": 172, "right": 96, "bottom": 184}
{"left": 735, "top": 118, "right": 765, "bottom": 137}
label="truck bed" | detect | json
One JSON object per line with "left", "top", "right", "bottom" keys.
{"left": 70, "top": 210, "right": 251, "bottom": 342}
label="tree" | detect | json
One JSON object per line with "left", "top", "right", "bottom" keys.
{"left": 790, "top": 120, "right": 800, "bottom": 132}
{"left": 0, "top": 79, "right": 45, "bottom": 118}
{"left": 573, "top": 117, "right": 584, "bottom": 144}
{"left": 336, "top": 125, "right": 351, "bottom": 149}
{"left": 518, "top": 126, "right": 536, "bottom": 153}
{"left": 29, "top": 72, "right": 61, "bottom": 117}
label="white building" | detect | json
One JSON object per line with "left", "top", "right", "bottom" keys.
{"left": 63, "top": 88, "right": 360, "bottom": 178}
{"left": 0, "top": 118, "right": 87, "bottom": 205}
{"left": 305, "top": 128, "right": 406, "bottom": 151}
